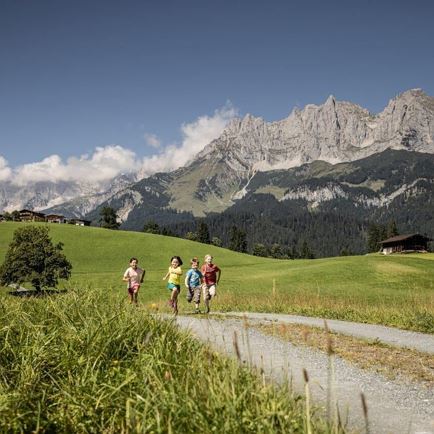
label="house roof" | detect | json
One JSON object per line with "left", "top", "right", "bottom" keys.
{"left": 379, "top": 233, "right": 432, "bottom": 244}
{"left": 19, "top": 209, "right": 46, "bottom": 217}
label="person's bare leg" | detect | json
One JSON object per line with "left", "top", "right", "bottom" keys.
{"left": 203, "top": 286, "right": 210, "bottom": 313}
{"left": 172, "top": 288, "right": 178, "bottom": 315}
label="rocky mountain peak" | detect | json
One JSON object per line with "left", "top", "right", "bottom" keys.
{"left": 383, "top": 88, "right": 432, "bottom": 114}
{"left": 211, "top": 88, "right": 433, "bottom": 162}
{"left": 3, "top": 89, "right": 433, "bottom": 219}
{"left": 324, "top": 94, "right": 337, "bottom": 106}
{"left": 185, "top": 89, "right": 434, "bottom": 211}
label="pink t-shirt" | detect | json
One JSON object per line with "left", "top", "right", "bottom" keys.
{"left": 124, "top": 266, "right": 144, "bottom": 288}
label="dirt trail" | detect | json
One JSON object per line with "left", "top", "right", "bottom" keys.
{"left": 175, "top": 315, "right": 434, "bottom": 434}
{"left": 217, "top": 312, "right": 434, "bottom": 355}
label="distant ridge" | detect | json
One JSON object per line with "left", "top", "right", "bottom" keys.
{"left": 1, "top": 89, "right": 434, "bottom": 221}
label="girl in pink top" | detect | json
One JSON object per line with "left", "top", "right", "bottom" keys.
{"left": 123, "top": 257, "right": 145, "bottom": 305}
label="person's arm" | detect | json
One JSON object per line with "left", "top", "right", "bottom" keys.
{"left": 216, "top": 267, "right": 221, "bottom": 284}
{"left": 122, "top": 269, "right": 130, "bottom": 282}
{"left": 185, "top": 271, "right": 191, "bottom": 288}
{"left": 140, "top": 269, "right": 146, "bottom": 284}
{"left": 162, "top": 268, "right": 170, "bottom": 280}
{"left": 201, "top": 265, "right": 206, "bottom": 284}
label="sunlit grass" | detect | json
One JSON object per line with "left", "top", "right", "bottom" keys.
{"left": 1, "top": 222, "right": 433, "bottom": 332}
{"left": 0, "top": 286, "right": 337, "bottom": 433}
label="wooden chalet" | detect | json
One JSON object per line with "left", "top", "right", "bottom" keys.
{"left": 68, "top": 218, "right": 91, "bottom": 226}
{"left": 46, "top": 214, "right": 66, "bottom": 224}
{"left": 19, "top": 209, "right": 46, "bottom": 222}
{"left": 379, "top": 234, "right": 432, "bottom": 255}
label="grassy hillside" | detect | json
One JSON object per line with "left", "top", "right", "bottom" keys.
{"left": 1, "top": 222, "right": 433, "bottom": 332}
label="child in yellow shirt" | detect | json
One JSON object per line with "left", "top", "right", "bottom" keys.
{"left": 162, "top": 256, "right": 183, "bottom": 315}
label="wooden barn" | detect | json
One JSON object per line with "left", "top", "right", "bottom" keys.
{"left": 46, "top": 214, "right": 66, "bottom": 224}
{"left": 19, "top": 209, "right": 46, "bottom": 222}
{"left": 68, "top": 218, "right": 91, "bottom": 226}
{"left": 379, "top": 234, "right": 432, "bottom": 255}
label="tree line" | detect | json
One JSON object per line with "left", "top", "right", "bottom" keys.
{"left": 96, "top": 206, "right": 423, "bottom": 258}
{"left": 143, "top": 219, "right": 316, "bottom": 259}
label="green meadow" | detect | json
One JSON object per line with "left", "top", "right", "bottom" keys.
{"left": 0, "top": 221, "right": 432, "bottom": 431}
{"left": 1, "top": 222, "right": 433, "bottom": 332}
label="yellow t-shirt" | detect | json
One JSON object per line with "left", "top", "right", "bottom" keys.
{"left": 168, "top": 266, "right": 182, "bottom": 285}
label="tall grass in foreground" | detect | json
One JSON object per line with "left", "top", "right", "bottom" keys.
{"left": 0, "top": 288, "right": 334, "bottom": 433}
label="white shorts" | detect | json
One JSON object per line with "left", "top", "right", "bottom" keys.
{"left": 202, "top": 284, "right": 217, "bottom": 300}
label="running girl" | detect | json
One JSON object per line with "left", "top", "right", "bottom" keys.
{"left": 122, "top": 257, "right": 145, "bottom": 305}
{"left": 162, "top": 256, "right": 183, "bottom": 315}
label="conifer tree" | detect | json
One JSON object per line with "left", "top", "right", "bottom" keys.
{"left": 229, "top": 226, "right": 247, "bottom": 253}
{"left": 99, "top": 207, "right": 120, "bottom": 230}
{"left": 196, "top": 221, "right": 210, "bottom": 244}
{"left": 387, "top": 220, "right": 399, "bottom": 238}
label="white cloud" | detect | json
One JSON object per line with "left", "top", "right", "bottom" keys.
{"left": 10, "top": 145, "right": 139, "bottom": 186}
{"left": 144, "top": 133, "right": 161, "bottom": 148}
{"left": 0, "top": 156, "right": 12, "bottom": 181}
{"left": 1, "top": 103, "right": 238, "bottom": 187}
{"left": 137, "top": 103, "right": 237, "bottom": 177}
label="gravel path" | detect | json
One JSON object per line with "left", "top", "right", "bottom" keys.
{"left": 175, "top": 315, "right": 434, "bottom": 434}
{"left": 216, "top": 312, "right": 434, "bottom": 355}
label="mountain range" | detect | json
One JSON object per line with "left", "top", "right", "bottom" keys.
{"left": 2, "top": 88, "right": 434, "bottom": 256}
{"left": 164, "top": 148, "right": 434, "bottom": 256}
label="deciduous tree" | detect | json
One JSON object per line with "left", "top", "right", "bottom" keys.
{"left": 143, "top": 220, "right": 160, "bottom": 234}
{"left": 211, "top": 237, "right": 222, "bottom": 247}
{"left": 252, "top": 243, "right": 268, "bottom": 257}
{"left": 0, "top": 226, "right": 72, "bottom": 292}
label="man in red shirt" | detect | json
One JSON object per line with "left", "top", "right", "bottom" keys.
{"left": 201, "top": 254, "right": 221, "bottom": 314}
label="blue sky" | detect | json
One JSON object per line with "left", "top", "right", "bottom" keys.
{"left": 1, "top": 0, "right": 433, "bottom": 177}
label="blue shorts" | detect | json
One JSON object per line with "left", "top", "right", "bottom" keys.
{"left": 167, "top": 283, "right": 180, "bottom": 292}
